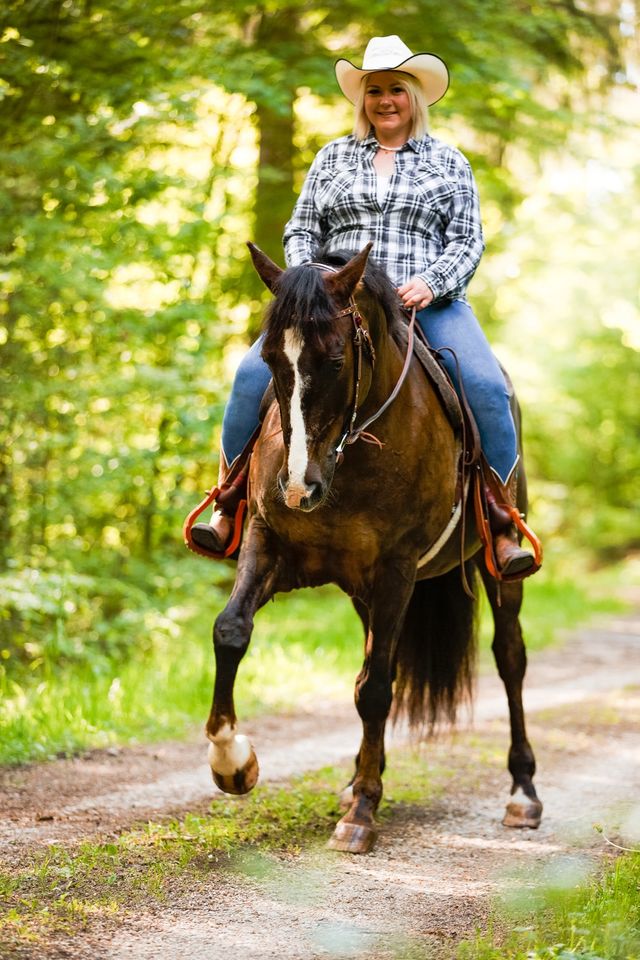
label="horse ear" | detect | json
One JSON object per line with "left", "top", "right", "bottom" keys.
{"left": 247, "top": 242, "right": 284, "bottom": 292}
{"left": 325, "top": 243, "right": 373, "bottom": 303}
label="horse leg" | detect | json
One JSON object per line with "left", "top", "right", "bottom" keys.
{"left": 206, "top": 520, "right": 276, "bottom": 795}
{"left": 339, "top": 597, "right": 386, "bottom": 811}
{"left": 478, "top": 559, "right": 543, "bottom": 828}
{"left": 330, "top": 567, "right": 414, "bottom": 853}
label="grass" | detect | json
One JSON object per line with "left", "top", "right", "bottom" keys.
{"left": 459, "top": 851, "right": 640, "bottom": 960}
{"left": 3, "top": 690, "right": 640, "bottom": 956}
{"left": 475, "top": 551, "right": 629, "bottom": 658}
{"left": 0, "top": 572, "right": 362, "bottom": 765}
{"left": 0, "top": 556, "right": 636, "bottom": 956}
{"left": 0, "top": 744, "right": 453, "bottom": 949}
{"left": 4, "top": 723, "right": 640, "bottom": 958}
{"left": 0, "top": 551, "right": 631, "bottom": 766}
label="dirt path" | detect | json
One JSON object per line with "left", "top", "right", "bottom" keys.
{"left": 3, "top": 608, "right": 640, "bottom": 958}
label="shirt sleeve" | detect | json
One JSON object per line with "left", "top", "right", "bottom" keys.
{"left": 282, "top": 149, "right": 329, "bottom": 266}
{"left": 417, "top": 158, "right": 485, "bottom": 302}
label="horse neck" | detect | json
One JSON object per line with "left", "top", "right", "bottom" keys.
{"left": 355, "top": 292, "right": 403, "bottom": 405}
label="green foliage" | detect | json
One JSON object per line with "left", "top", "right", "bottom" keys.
{"left": 459, "top": 852, "right": 640, "bottom": 960}
{"left": 0, "top": 745, "right": 451, "bottom": 947}
{"left": 0, "top": 578, "right": 363, "bottom": 764}
{"left": 0, "top": 560, "right": 626, "bottom": 765}
{"left": 0, "top": 0, "right": 635, "bottom": 768}
{"left": 501, "top": 562, "right": 625, "bottom": 653}
{"left": 480, "top": 161, "right": 640, "bottom": 555}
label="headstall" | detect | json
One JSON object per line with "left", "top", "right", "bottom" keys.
{"left": 305, "top": 262, "right": 416, "bottom": 464}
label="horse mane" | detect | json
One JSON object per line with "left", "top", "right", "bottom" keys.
{"left": 262, "top": 249, "right": 404, "bottom": 352}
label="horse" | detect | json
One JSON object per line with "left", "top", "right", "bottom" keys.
{"left": 204, "top": 242, "right": 543, "bottom": 854}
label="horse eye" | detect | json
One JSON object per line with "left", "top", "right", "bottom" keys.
{"left": 329, "top": 356, "right": 345, "bottom": 372}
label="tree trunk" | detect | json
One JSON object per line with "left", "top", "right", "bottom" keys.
{"left": 253, "top": 97, "right": 294, "bottom": 265}
{"left": 247, "top": 9, "right": 297, "bottom": 338}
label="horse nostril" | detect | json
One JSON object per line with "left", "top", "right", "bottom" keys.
{"left": 304, "top": 462, "right": 323, "bottom": 489}
{"left": 299, "top": 482, "right": 323, "bottom": 512}
{"left": 307, "top": 481, "right": 322, "bottom": 501}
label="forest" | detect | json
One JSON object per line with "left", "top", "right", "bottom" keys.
{"left": 1, "top": 0, "right": 639, "bottom": 761}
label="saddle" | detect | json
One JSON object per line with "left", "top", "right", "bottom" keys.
{"left": 394, "top": 315, "right": 473, "bottom": 449}
{"left": 398, "top": 311, "right": 541, "bottom": 587}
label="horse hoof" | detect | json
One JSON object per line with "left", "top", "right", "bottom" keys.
{"left": 327, "top": 818, "right": 377, "bottom": 854}
{"left": 502, "top": 788, "right": 543, "bottom": 829}
{"left": 339, "top": 785, "right": 354, "bottom": 810}
{"left": 208, "top": 737, "right": 259, "bottom": 796}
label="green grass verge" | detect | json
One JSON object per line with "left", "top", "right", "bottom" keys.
{"left": 0, "top": 747, "right": 452, "bottom": 949}
{"left": 0, "top": 552, "right": 630, "bottom": 766}
{"left": 0, "top": 576, "right": 362, "bottom": 765}
{"left": 459, "top": 851, "right": 640, "bottom": 960}
{"left": 4, "top": 740, "right": 640, "bottom": 957}
{"left": 478, "top": 561, "right": 626, "bottom": 657}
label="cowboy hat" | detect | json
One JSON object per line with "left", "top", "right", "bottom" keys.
{"left": 335, "top": 35, "right": 449, "bottom": 106}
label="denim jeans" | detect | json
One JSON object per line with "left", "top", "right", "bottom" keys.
{"left": 221, "top": 300, "right": 517, "bottom": 483}
{"left": 416, "top": 300, "right": 517, "bottom": 482}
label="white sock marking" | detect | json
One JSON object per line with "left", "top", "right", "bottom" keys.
{"left": 283, "top": 329, "right": 309, "bottom": 491}
{"left": 208, "top": 723, "right": 252, "bottom": 775}
{"left": 508, "top": 787, "right": 536, "bottom": 809}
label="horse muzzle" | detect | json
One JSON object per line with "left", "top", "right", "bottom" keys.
{"left": 278, "top": 461, "right": 332, "bottom": 512}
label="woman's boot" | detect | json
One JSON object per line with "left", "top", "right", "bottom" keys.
{"left": 190, "top": 451, "right": 238, "bottom": 554}
{"left": 189, "top": 427, "right": 260, "bottom": 557}
{"left": 483, "top": 465, "right": 541, "bottom": 580}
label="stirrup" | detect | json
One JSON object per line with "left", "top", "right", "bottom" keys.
{"left": 183, "top": 425, "right": 262, "bottom": 562}
{"left": 473, "top": 465, "right": 543, "bottom": 583}
{"left": 183, "top": 488, "right": 247, "bottom": 561}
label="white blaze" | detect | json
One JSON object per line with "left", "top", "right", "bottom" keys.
{"left": 283, "top": 328, "right": 309, "bottom": 491}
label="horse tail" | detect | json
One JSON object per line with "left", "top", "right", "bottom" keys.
{"left": 392, "top": 563, "right": 477, "bottom": 730}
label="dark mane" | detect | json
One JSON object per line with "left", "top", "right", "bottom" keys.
{"left": 262, "top": 264, "right": 338, "bottom": 352}
{"left": 262, "top": 249, "right": 404, "bottom": 351}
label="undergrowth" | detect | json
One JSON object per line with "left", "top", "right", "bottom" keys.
{"left": 0, "top": 747, "right": 452, "bottom": 949}
{"left": 0, "top": 552, "right": 629, "bottom": 765}
{"left": 459, "top": 851, "right": 640, "bottom": 960}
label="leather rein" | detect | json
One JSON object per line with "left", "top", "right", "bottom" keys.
{"left": 309, "top": 265, "right": 417, "bottom": 464}
{"left": 321, "top": 274, "right": 475, "bottom": 597}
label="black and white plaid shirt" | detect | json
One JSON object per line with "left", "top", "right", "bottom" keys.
{"left": 283, "top": 132, "right": 485, "bottom": 302}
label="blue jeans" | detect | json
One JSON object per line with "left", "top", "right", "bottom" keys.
{"left": 416, "top": 300, "right": 517, "bottom": 482}
{"left": 221, "top": 300, "right": 517, "bottom": 483}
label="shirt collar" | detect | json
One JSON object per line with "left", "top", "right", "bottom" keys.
{"left": 360, "top": 132, "right": 422, "bottom": 154}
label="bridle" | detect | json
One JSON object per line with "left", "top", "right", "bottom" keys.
{"left": 284, "top": 265, "right": 482, "bottom": 598}
{"left": 333, "top": 298, "right": 378, "bottom": 461}
{"left": 306, "top": 264, "right": 417, "bottom": 464}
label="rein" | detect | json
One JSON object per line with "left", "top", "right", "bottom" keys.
{"left": 305, "top": 262, "right": 416, "bottom": 464}
{"left": 334, "top": 300, "right": 417, "bottom": 463}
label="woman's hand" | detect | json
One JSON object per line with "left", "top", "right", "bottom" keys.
{"left": 397, "top": 276, "right": 434, "bottom": 310}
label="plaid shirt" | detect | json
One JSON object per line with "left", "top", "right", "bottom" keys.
{"left": 283, "top": 132, "right": 485, "bottom": 302}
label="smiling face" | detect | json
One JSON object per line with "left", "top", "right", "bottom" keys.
{"left": 363, "top": 71, "right": 413, "bottom": 143}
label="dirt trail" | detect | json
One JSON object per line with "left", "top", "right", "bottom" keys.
{"left": 3, "top": 607, "right": 640, "bottom": 959}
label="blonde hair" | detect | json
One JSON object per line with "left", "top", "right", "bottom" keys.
{"left": 353, "top": 71, "right": 428, "bottom": 141}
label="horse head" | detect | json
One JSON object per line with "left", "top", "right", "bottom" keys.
{"left": 248, "top": 242, "right": 377, "bottom": 511}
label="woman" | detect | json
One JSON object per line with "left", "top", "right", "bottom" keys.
{"left": 192, "top": 35, "right": 537, "bottom": 579}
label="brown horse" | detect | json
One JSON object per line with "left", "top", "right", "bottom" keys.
{"left": 205, "top": 243, "right": 543, "bottom": 853}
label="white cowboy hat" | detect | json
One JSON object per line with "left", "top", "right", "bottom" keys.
{"left": 335, "top": 35, "right": 449, "bottom": 106}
